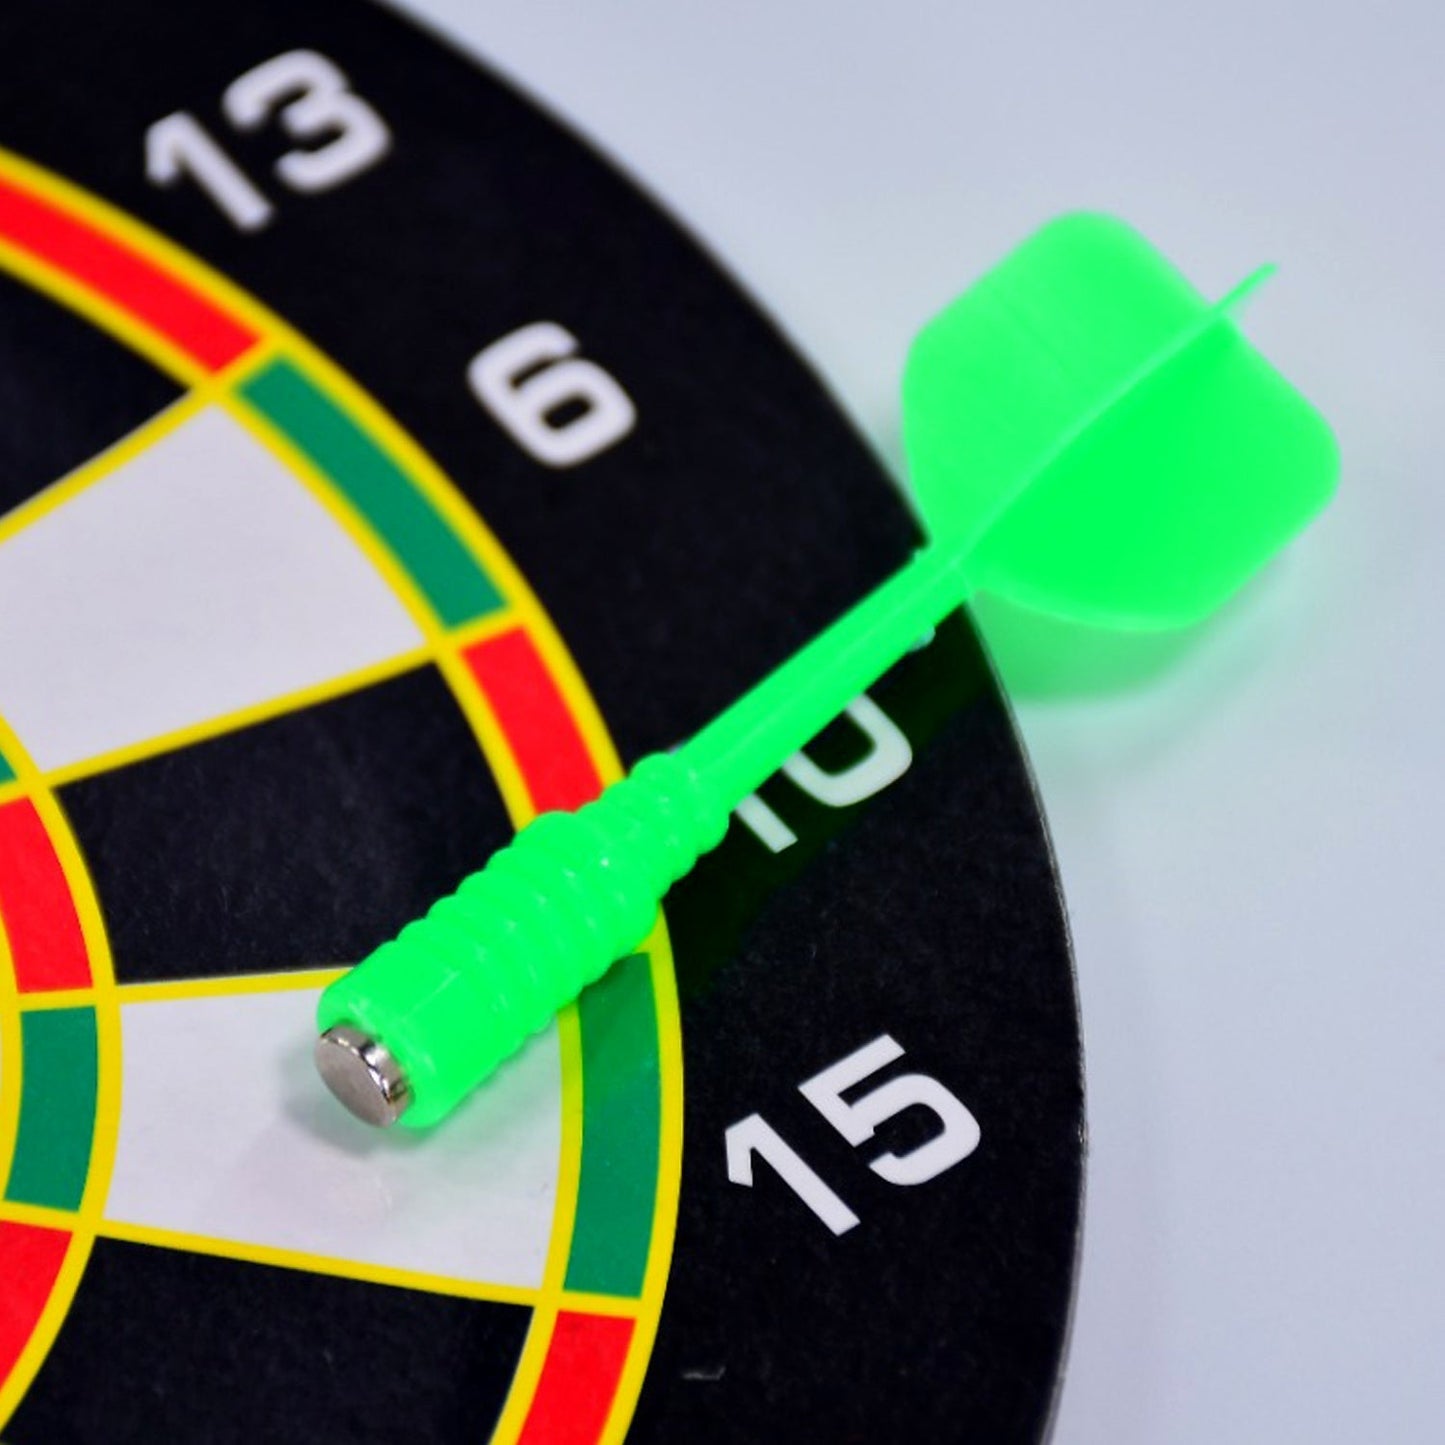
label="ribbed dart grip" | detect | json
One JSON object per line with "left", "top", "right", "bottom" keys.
{"left": 316, "top": 752, "right": 730, "bottom": 1126}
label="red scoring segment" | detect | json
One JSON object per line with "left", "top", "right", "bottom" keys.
{"left": 0, "top": 1223, "right": 70, "bottom": 1384}
{"left": 463, "top": 629, "right": 603, "bottom": 814}
{"left": 0, "top": 173, "right": 257, "bottom": 372}
{"left": 516, "top": 1313, "right": 636, "bottom": 1445}
{"left": 0, "top": 800, "right": 91, "bottom": 993}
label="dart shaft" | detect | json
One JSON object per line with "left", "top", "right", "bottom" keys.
{"left": 317, "top": 539, "right": 976, "bottom": 1128}
{"left": 681, "top": 543, "right": 971, "bottom": 802}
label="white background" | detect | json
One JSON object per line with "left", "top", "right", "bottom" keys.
{"left": 396, "top": 4, "right": 1444, "bottom": 1439}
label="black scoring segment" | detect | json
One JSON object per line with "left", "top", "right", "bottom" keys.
{"left": 5, "top": 1238, "right": 531, "bottom": 1445}
{"left": 59, "top": 665, "right": 513, "bottom": 982}
{"left": 0, "top": 270, "right": 179, "bottom": 522}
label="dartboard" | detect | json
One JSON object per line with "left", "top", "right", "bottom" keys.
{"left": 0, "top": 3, "right": 1083, "bottom": 1441}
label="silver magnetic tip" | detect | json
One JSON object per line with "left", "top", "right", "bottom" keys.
{"left": 315, "top": 1024, "right": 412, "bottom": 1127}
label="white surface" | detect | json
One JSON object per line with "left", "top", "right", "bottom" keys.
{"left": 107, "top": 985, "right": 561, "bottom": 1290}
{"left": 0, "top": 403, "right": 422, "bottom": 771}
{"left": 396, "top": 3, "right": 1445, "bottom": 1439}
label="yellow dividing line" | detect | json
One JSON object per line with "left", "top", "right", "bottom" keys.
{"left": 98, "top": 1219, "right": 544, "bottom": 1311}
{"left": 0, "top": 889, "right": 21, "bottom": 1203}
{"left": 8, "top": 988, "right": 95, "bottom": 1015}
{"left": 0, "top": 1199, "right": 74, "bottom": 1232}
{"left": 0, "top": 1200, "right": 644, "bottom": 1322}
{"left": 557, "top": 1290, "right": 643, "bottom": 1321}
{"left": 42, "top": 644, "right": 434, "bottom": 793}
{"left": 448, "top": 610, "right": 523, "bottom": 653}
{"left": 115, "top": 967, "right": 348, "bottom": 1008}
{"left": 0, "top": 389, "right": 203, "bottom": 553}
{"left": 0, "top": 712, "right": 37, "bottom": 1202}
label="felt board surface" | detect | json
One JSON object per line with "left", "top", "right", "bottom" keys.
{"left": 0, "top": 3, "right": 1082, "bottom": 1441}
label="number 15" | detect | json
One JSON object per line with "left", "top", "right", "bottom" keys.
{"left": 726, "top": 1035, "right": 981, "bottom": 1235}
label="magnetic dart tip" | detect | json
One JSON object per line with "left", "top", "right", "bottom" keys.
{"left": 315, "top": 1023, "right": 412, "bottom": 1127}
{"left": 315, "top": 213, "right": 1339, "bottom": 1131}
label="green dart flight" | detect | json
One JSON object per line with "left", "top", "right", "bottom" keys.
{"left": 315, "top": 212, "right": 1339, "bottom": 1130}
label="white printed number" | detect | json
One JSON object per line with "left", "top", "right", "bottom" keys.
{"left": 800, "top": 1035, "right": 981, "bottom": 1187}
{"left": 468, "top": 322, "right": 636, "bottom": 468}
{"left": 725, "top": 1115, "right": 861, "bottom": 1237}
{"left": 223, "top": 50, "right": 390, "bottom": 194}
{"left": 725, "top": 1035, "right": 980, "bottom": 1235}
{"left": 146, "top": 50, "right": 391, "bottom": 230}
{"left": 734, "top": 693, "right": 913, "bottom": 854}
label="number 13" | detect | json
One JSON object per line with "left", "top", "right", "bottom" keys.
{"left": 146, "top": 49, "right": 391, "bottom": 231}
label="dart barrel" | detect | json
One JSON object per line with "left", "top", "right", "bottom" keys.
{"left": 316, "top": 752, "right": 730, "bottom": 1127}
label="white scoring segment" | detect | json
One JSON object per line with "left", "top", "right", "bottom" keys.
{"left": 106, "top": 983, "right": 562, "bottom": 1292}
{"left": 0, "top": 403, "right": 423, "bottom": 772}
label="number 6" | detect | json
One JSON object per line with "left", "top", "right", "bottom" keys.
{"left": 799, "top": 1034, "right": 980, "bottom": 1186}
{"left": 468, "top": 322, "right": 636, "bottom": 468}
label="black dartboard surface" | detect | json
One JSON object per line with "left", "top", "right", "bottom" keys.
{"left": 0, "top": 3, "right": 1083, "bottom": 1441}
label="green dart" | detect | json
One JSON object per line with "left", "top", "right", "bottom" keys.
{"left": 314, "top": 212, "right": 1338, "bottom": 1129}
